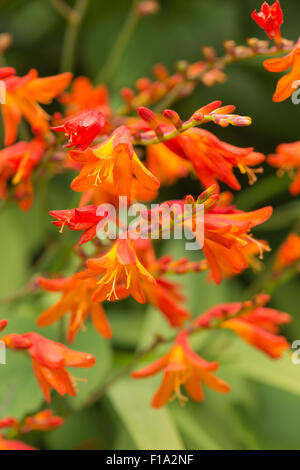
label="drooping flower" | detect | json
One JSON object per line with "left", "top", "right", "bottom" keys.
{"left": 77, "top": 238, "right": 156, "bottom": 304}
{"left": 273, "top": 233, "right": 300, "bottom": 273}
{"left": 251, "top": 1, "right": 283, "bottom": 41}
{"left": 152, "top": 190, "right": 272, "bottom": 284}
{"left": 52, "top": 110, "right": 110, "bottom": 150}
{"left": 268, "top": 141, "right": 300, "bottom": 194}
{"left": 158, "top": 128, "right": 264, "bottom": 190}
{"left": 264, "top": 39, "right": 300, "bottom": 102}
{"left": 1, "top": 332, "right": 95, "bottom": 402}
{"left": 0, "top": 67, "right": 71, "bottom": 145}
{"left": 195, "top": 295, "right": 291, "bottom": 358}
{"left": 0, "top": 137, "right": 46, "bottom": 210}
{"left": 37, "top": 275, "right": 112, "bottom": 342}
{"left": 50, "top": 205, "right": 109, "bottom": 246}
{"left": 70, "top": 125, "right": 160, "bottom": 199}
{"left": 132, "top": 331, "right": 230, "bottom": 408}
{"left": 60, "top": 76, "right": 111, "bottom": 117}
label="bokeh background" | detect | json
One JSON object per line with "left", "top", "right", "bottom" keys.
{"left": 0, "top": 0, "right": 300, "bottom": 450}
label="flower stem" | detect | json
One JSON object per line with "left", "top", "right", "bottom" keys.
{"left": 95, "top": 0, "right": 140, "bottom": 84}
{"left": 60, "top": 0, "right": 90, "bottom": 73}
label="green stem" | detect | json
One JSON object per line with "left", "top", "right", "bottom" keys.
{"left": 60, "top": 0, "right": 90, "bottom": 73}
{"left": 95, "top": 0, "right": 140, "bottom": 84}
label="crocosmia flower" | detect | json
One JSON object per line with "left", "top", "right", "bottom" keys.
{"left": 251, "top": 1, "right": 283, "bottom": 40}
{"left": 273, "top": 233, "right": 300, "bottom": 273}
{"left": 268, "top": 141, "right": 300, "bottom": 194}
{"left": 77, "top": 238, "right": 156, "bottom": 303}
{"left": 0, "top": 435, "right": 36, "bottom": 450}
{"left": 37, "top": 275, "right": 112, "bottom": 342}
{"left": 60, "top": 76, "right": 111, "bottom": 117}
{"left": 52, "top": 110, "right": 109, "bottom": 150}
{"left": 132, "top": 331, "right": 230, "bottom": 408}
{"left": 0, "top": 137, "right": 46, "bottom": 210}
{"left": 70, "top": 125, "right": 160, "bottom": 199}
{"left": 264, "top": 39, "right": 300, "bottom": 102}
{"left": 159, "top": 128, "right": 264, "bottom": 190}
{"left": 1, "top": 332, "right": 95, "bottom": 402}
{"left": 202, "top": 204, "right": 273, "bottom": 284}
{"left": 195, "top": 296, "right": 291, "bottom": 358}
{"left": 21, "top": 410, "right": 64, "bottom": 433}
{"left": 0, "top": 67, "right": 71, "bottom": 145}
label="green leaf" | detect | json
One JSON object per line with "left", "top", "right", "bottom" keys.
{"left": 223, "top": 336, "right": 300, "bottom": 396}
{"left": 67, "top": 326, "right": 112, "bottom": 410}
{"left": 108, "top": 376, "right": 184, "bottom": 450}
{"left": 0, "top": 350, "right": 44, "bottom": 420}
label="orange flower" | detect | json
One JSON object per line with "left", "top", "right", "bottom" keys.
{"left": 21, "top": 410, "right": 64, "bottom": 433}
{"left": 159, "top": 192, "right": 272, "bottom": 284}
{"left": 0, "top": 435, "right": 36, "bottom": 450}
{"left": 264, "top": 39, "right": 300, "bottom": 102}
{"left": 274, "top": 233, "right": 300, "bottom": 273}
{"left": 77, "top": 238, "right": 156, "bottom": 303}
{"left": 146, "top": 142, "right": 192, "bottom": 186}
{"left": 268, "top": 141, "right": 300, "bottom": 195}
{"left": 0, "top": 137, "right": 46, "bottom": 210}
{"left": 70, "top": 125, "right": 160, "bottom": 199}
{"left": 1, "top": 67, "right": 71, "bottom": 145}
{"left": 79, "top": 175, "right": 157, "bottom": 208}
{"left": 0, "top": 410, "right": 64, "bottom": 434}
{"left": 132, "top": 331, "right": 230, "bottom": 408}
{"left": 195, "top": 297, "right": 291, "bottom": 358}
{"left": 60, "top": 76, "right": 111, "bottom": 117}
{"left": 1, "top": 332, "right": 95, "bottom": 402}
{"left": 37, "top": 275, "right": 112, "bottom": 342}
{"left": 161, "top": 128, "right": 264, "bottom": 190}
{"left": 202, "top": 203, "right": 272, "bottom": 284}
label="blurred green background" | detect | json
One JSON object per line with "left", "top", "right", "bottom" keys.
{"left": 0, "top": 0, "right": 300, "bottom": 450}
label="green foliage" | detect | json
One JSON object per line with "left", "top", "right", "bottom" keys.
{"left": 1, "top": 0, "right": 300, "bottom": 451}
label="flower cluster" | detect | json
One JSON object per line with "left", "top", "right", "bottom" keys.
{"left": 0, "top": 1, "right": 298, "bottom": 449}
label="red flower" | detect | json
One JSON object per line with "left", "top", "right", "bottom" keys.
{"left": 1, "top": 332, "right": 95, "bottom": 402}
{"left": 132, "top": 331, "right": 230, "bottom": 408}
{"left": 37, "top": 275, "right": 112, "bottom": 342}
{"left": 50, "top": 205, "right": 108, "bottom": 246}
{"left": 52, "top": 110, "right": 110, "bottom": 150}
{"left": 195, "top": 296, "right": 291, "bottom": 358}
{"left": 0, "top": 319, "right": 8, "bottom": 332}
{"left": 251, "top": 1, "right": 283, "bottom": 40}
